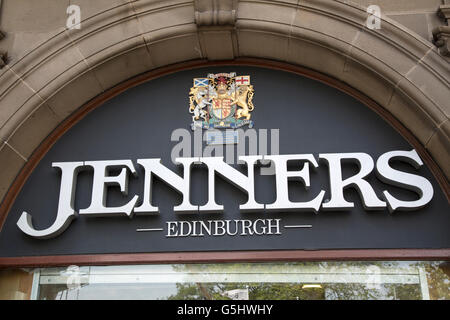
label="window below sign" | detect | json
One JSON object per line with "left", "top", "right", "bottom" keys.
{"left": 1, "top": 261, "right": 448, "bottom": 300}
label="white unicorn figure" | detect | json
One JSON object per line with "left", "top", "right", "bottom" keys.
{"left": 189, "top": 86, "right": 211, "bottom": 122}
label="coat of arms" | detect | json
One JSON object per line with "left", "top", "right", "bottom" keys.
{"left": 189, "top": 72, "right": 255, "bottom": 130}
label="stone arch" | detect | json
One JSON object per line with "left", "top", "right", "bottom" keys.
{"left": 0, "top": 0, "right": 448, "bottom": 207}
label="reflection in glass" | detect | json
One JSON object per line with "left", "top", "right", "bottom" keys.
{"left": 32, "top": 261, "right": 449, "bottom": 300}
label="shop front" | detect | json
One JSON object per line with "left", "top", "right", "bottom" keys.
{"left": 0, "top": 64, "right": 448, "bottom": 300}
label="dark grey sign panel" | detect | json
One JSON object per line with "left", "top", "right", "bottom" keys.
{"left": 0, "top": 66, "right": 448, "bottom": 257}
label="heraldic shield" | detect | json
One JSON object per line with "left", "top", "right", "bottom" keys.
{"left": 189, "top": 72, "right": 255, "bottom": 130}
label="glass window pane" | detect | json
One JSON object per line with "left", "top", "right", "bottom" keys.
{"left": 27, "top": 261, "right": 449, "bottom": 300}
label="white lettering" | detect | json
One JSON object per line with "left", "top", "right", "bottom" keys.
{"left": 17, "top": 162, "right": 84, "bottom": 239}
{"left": 199, "top": 156, "right": 264, "bottom": 213}
{"left": 17, "top": 150, "right": 434, "bottom": 238}
{"left": 79, "top": 160, "right": 139, "bottom": 217}
{"left": 265, "top": 154, "right": 326, "bottom": 213}
{"left": 376, "top": 149, "right": 433, "bottom": 212}
{"left": 134, "top": 157, "right": 198, "bottom": 214}
{"left": 319, "top": 153, "right": 386, "bottom": 210}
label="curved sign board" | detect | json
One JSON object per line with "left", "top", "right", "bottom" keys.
{"left": 0, "top": 66, "right": 449, "bottom": 257}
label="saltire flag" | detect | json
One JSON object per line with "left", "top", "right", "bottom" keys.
{"left": 194, "top": 78, "right": 209, "bottom": 87}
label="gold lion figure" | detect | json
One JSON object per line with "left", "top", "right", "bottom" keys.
{"left": 235, "top": 85, "right": 254, "bottom": 121}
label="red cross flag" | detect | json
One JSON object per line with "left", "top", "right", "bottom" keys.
{"left": 235, "top": 75, "right": 250, "bottom": 86}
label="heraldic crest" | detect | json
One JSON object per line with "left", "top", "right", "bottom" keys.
{"left": 189, "top": 72, "right": 255, "bottom": 130}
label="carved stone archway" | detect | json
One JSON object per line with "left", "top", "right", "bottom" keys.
{"left": 0, "top": 0, "right": 448, "bottom": 209}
